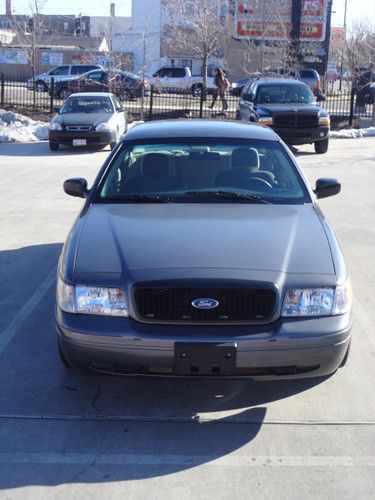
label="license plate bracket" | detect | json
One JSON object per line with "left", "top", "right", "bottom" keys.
{"left": 174, "top": 342, "right": 237, "bottom": 376}
{"left": 73, "top": 139, "right": 87, "bottom": 146}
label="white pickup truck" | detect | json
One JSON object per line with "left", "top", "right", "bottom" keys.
{"left": 150, "top": 67, "right": 215, "bottom": 96}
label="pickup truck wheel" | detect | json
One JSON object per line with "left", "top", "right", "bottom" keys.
{"left": 314, "top": 138, "right": 329, "bottom": 154}
{"left": 35, "top": 80, "right": 47, "bottom": 92}
{"left": 58, "top": 88, "right": 70, "bottom": 100}
{"left": 192, "top": 85, "right": 203, "bottom": 98}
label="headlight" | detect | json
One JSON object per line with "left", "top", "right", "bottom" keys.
{"left": 56, "top": 277, "right": 129, "bottom": 317}
{"left": 50, "top": 122, "right": 62, "bottom": 131}
{"left": 95, "top": 122, "right": 111, "bottom": 131}
{"left": 319, "top": 115, "right": 330, "bottom": 126}
{"left": 282, "top": 282, "right": 352, "bottom": 317}
{"left": 258, "top": 116, "right": 273, "bottom": 125}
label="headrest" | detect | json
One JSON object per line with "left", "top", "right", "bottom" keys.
{"left": 231, "top": 147, "right": 259, "bottom": 170}
{"left": 142, "top": 153, "right": 170, "bottom": 176}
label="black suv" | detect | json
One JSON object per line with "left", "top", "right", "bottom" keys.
{"left": 236, "top": 78, "right": 330, "bottom": 154}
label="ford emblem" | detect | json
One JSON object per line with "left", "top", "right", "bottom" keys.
{"left": 192, "top": 298, "right": 220, "bottom": 310}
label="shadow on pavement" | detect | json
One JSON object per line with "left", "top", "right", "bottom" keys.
{"left": 0, "top": 141, "right": 109, "bottom": 157}
{"left": 0, "top": 243, "right": 329, "bottom": 487}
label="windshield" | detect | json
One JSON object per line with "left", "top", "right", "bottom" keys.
{"left": 97, "top": 140, "right": 310, "bottom": 204}
{"left": 60, "top": 96, "right": 114, "bottom": 114}
{"left": 256, "top": 84, "right": 315, "bottom": 104}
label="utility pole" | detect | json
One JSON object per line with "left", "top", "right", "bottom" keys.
{"left": 339, "top": 0, "right": 348, "bottom": 91}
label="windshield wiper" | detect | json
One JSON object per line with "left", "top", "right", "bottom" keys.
{"left": 104, "top": 194, "right": 174, "bottom": 203}
{"left": 184, "top": 190, "right": 272, "bottom": 204}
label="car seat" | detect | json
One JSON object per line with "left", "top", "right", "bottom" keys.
{"left": 213, "top": 147, "right": 275, "bottom": 187}
{"left": 122, "top": 153, "right": 185, "bottom": 193}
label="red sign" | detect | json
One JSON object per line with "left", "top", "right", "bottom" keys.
{"left": 233, "top": 0, "right": 328, "bottom": 42}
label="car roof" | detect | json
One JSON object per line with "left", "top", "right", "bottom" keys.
{"left": 254, "top": 78, "right": 309, "bottom": 86}
{"left": 124, "top": 119, "right": 280, "bottom": 142}
{"left": 68, "top": 92, "right": 114, "bottom": 97}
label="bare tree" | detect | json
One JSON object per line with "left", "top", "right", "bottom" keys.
{"left": 10, "top": 0, "right": 49, "bottom": 105}
{"left": 162, "top": 0, "right": 229, "bottom": 87}
{"left": 344, "top": 22, "right": 375, "bottom": 81}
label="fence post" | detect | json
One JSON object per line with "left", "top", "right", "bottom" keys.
{"left": 199, "top": 85, "right": 206, "bottom": 118}
{"left": 1, "top": 73, "right": 4, "bottom": 108}
{"left": 349, "top": 87, "right": 355, "bottom": 127}
{"left": 148, "top": 86, "right": 154, "bottom": 120}
{"left": 50, "top": 77, "right": 54, "bottom": 114}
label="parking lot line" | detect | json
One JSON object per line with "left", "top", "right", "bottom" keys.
{"left": 0, "top": 267, "right": 56, "bottom": 357}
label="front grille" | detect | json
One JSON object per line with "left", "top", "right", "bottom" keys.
{"left": 274, "top": 113, "right": 318, "bottom": 128}
{"left": 133, "top": 287, "right": 276, "bottom": 323}
{"left": 66, "top": 125, "right": 92, "bottom": 131}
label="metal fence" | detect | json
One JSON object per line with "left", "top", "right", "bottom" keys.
{"left": 1, "top": 73, "right": 374, "bottom": 128}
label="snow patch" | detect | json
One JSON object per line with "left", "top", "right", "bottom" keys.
{"left": 0, "top": 109, "right": 49, "bottom": 143}
{"left": 330, "top": 127, "right": 375, "bottom": 139}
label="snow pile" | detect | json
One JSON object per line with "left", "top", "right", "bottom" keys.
{"left": 0, "top": 109, "right": 49, "bottom": 143}
{"left": 330, "top": 127, "right": 375, "bottom": 139}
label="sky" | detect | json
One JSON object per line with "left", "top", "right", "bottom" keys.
{"left": 2, "top": 0, "right": 375, "bottom": 26}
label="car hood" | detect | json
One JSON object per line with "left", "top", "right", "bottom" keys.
{"left": 74, "top": 204, "right": 334, "bottom": 281}
{"left": 56, "top": 112, "right": 112, "bottom": 126}
{"left": 256, "top": 103, "right": 321, "bottom": 114}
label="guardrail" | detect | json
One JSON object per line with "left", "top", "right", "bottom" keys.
{"left": 1, "top": 74, "right": 374, "bottom": 128}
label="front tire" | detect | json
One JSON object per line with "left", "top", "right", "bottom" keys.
{"left": 314, "top": 138, "right": 329, "bottom": 154}
{"left": 49, "top": 141, "right": 59, "bottom": 151}
{"left": 58, "top": 88, "right": 70, "bottom": 100}
{"left": 35, "top": 80, "right": 48, "bottom": 92}
{"left": 191, "top": 84, "right": 203, "bottom": 98}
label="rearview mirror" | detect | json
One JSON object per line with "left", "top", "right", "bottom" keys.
{"left": 314, "top": 178, "right": 341, "bottom": 199}
{"left": 63, "top": 178, "right": 88, "bottom": 198}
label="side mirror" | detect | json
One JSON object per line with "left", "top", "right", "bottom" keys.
{"left": 241, "top": 93, "right": 252, "bottom": 102}
{"left": 314, "top": 178, "right": 341, "bottom": 199}
{"left": 316, "top": 92, "right": 326, "bottom": 102}
{"left": 63, "top": 178, "right": 88, "bottom": 198}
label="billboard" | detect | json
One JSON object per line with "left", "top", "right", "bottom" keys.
{"left": 234, "top": 0, "right": 328, "bottom": 42}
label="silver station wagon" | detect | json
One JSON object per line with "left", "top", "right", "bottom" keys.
{"left": 56, "top": 120, "right": 352, "bottom": 379}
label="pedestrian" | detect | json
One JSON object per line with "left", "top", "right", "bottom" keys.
{"left": 210, "top": 68, "right": 229, "bottom": 113}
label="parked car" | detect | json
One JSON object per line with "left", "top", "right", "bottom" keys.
{"left": 150, "top": 66, "right": 215, "bottom": 96}
{"left": 229, "top": 75, "right": 259, "bottom": 96}
{"left": 57, "top": 119, "right": 352, "bottom": 379}
{"left": 295, "top": 68, "right": 321, "bottom": 92}
{"left": 48, "top": 92, "right": 127, "bottom": 151}
{"left": 27, "top": 64, "right": 103, "bottom": 92}
{"left": 237, "top": 78, "right": 330, "bottom": 154}
{"left": 265, "top": 67, "right": 321, "bottom": 92}
{"left": 51, "top": 69, "right": 149, "bottom": 101}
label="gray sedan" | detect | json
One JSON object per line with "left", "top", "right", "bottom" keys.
{"left": 56, "top": 120, "right": 352, "bottom": 379}
{"left": 49, "top": 92, "right": 127, "bottom": 151}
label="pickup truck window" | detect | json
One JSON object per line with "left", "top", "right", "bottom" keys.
{"left": 98, "top": 140, "right": 310, "bottom": 204}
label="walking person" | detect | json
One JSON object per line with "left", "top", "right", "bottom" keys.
{"left": 210, "top": 68, "right": 229, "bottom": 113}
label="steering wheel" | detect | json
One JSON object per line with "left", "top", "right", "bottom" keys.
{"left": 233, "top": 176, "right": 273, "bottom": 191}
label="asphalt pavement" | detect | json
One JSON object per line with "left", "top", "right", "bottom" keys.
{"left": 0, "top": 137, "right": 374, "bottom": 499}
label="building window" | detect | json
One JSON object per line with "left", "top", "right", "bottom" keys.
{"left": 63, "top": 22, "right": 69, "bottom": 33}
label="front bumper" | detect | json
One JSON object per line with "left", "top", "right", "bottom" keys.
{"left": 49, "top": 130, "right": 115, "bottom": 146}
{"left": 56, "top": 308, "right": 352, "bottom": 380}
{"left": 272, "top": 126, "right": 329, "bottom": 145}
